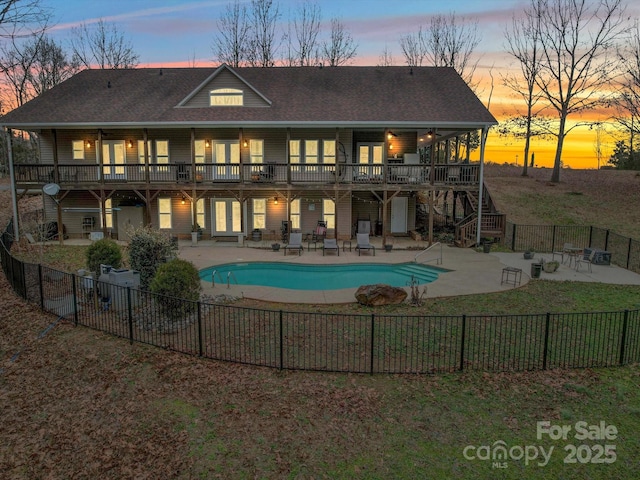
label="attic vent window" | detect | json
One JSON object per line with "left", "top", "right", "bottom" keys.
{"left": 210, "top": 88, "right": 243, "bottom": 106}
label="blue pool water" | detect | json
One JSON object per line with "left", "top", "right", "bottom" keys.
{"left": 199, "top": 262, "right": 445, "bottom": 290}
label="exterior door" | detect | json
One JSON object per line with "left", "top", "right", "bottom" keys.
{"left": 212, "top": 198, "right": 241, "bottom": 235}
{"left": 356, "top": 143, "right": 383, "bottom": 178}
{"left": 102, "top": 140, "right": 126, "bottom": 180}
{"left": 213, "top": 141, "right": 240, "bottom": 180}
{"left": 391, "top": 196, "right": 408, "bottom": 233}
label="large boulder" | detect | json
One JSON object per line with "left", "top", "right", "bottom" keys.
{"left": 355, "top": 284, "right": 408, "bottom": 306}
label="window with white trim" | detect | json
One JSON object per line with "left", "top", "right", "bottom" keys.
{"left": 322, "top": 199, "right": 335, "bottom": 229}
{"left": 194, "top": 140, "right": 206, "bottom": 164}
{"left": 155, "top": 140, "right": 169, "bottom": 165}
{"left": 253, "top": 198, "right": 266, "bottom": 229}
{"left": 158, "top": 198, "right": 172, "bottom": 229}
{"left": 210, "top": 88, "right": 243, "bottom": 106}
{"left": 288, "top": 139, "right": 336, "bottom": 163}
{"left": 72, "top": 140, "right": 85, "bottom": 160}
{"left": 138, "top": 140, "right": 151, "bottom": 165}
{"left": 290, "top": 199, "right": 301, "bottom": 230}
{"left": 196, "top": 198, "right": 205, "bottom": 231}
{"left": 103, "top": 198, "right": 113, "bottom": 229}
{"left": 249, "top": 139, "right": 263, "bottom": 164}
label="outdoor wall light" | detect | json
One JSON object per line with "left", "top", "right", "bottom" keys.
{"left": 426, "top": 130, "right": 434, "bottom": 139}
{"left": 389, "top": 143, "right": 394, "bottom": 150}
{"left": 243, "top": 139, "right": 249, "bottom": 148}
{"left": 273, "top": 196, "right": 278, "bottom": 205}
{"left": 86, "top": 140, "right": 92, "bottom": 148}
{"left": 127, "top": 140, "right": 133, "bottom": 148}
{"left": 205, "top": 140, "right": 210, "bottom": 148}
{"left": 181, "top": 196, "right": 186, "bottom": 205}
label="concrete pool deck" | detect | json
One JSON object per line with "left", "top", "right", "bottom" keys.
{"left": 176, "top": 238, "right": 640, "bottom": 304}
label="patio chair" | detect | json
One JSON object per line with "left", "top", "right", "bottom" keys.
{"left": 356, "top": 233, "right": 375, "bottom": 256}
{"left": 552, "top": 243, "right": 573, "bottom": 264}
{"left": 575, "top": 249, "right": 596, "bottom": 273}
{"left": 322, "top": 238, "right": 339, "bottom": 256}
{"left": 284, "top": 232, "right": 303, "bottom": 256}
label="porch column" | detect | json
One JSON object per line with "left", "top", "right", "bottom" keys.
{"left": 476, "top": 127, "right": 488, "bottom": 246}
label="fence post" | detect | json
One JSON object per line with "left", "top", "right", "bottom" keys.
{"left": 279, "top": 310, "right": 284, "bottom": 370}
{"left": 127, "top": 286, "right": 133, "bottom": 345}
{"left": 197, "top": 301, "right": 203, "bottom": 357}
{"left": 588, "top": 226, "right": 593, "bottom": 249}
{"left": 542, "top": 313, "right": 551, "bottom": 370}
{"left": 370, "top": 313, "right": 375, "bottom": 374}
{"left": 71, "top": 273, "right": 78, "bottom": 326}
{"left": 604, "top": 229, "right": 610, "bottom": 251}
{"left": 626, "top": 238, "right": 632, "bottom": 270}
{"left": 619, "top": 310, "right": 629, "bottom": 366}
{"left": 551, "top": 225, "right": 557, "bottom": 254}
{"left": 511, "top": 224, "right": 516, "bottom": 251}
{"left": 459, "top": 314, "right": 466, "bottom": 371}
{"left": 38, "top": 264, "right": 44, "bottom": 310}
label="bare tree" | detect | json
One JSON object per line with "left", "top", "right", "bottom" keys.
{"left": 399, "top": 13, "right": 480, "bottom": 87}
{"left": 70, "top": 19, "right": 139, "bottom": 69}
{"left": 532, "top": 0, "right": 627, "bottom": 183}
{"left": 612, "top": 20, "right": 640, "bottom": 169}
{"left": 0, "top": 0, "right": 49, "bottom": 38}
{"left": 503, "top": 0, "right": 545, "bottom": 176}
{"left": 321, "top": 17, "right": 357, "bottom": 66}
{"left": 290, "top": 0, "right": 321, "bottom": 66}
{"left": 27, "top": 35, "right": 79, "bottom": 95}
{"left": 246, "top": 0, "right": 280, "bottom": 67}
{"left": 422, "top": 12, "right": 481, "bottom": 87}
{"left": 212, "top": 0, "right": 249, "bottom": 67}
{"left": 377, "top": 44, "right": 394, "bottom": 67}
{"left": 399, "top": 28, "right": 425, "bottom": 67}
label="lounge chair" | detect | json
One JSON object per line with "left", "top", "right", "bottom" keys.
{"left": 553, "top": 243, "right": 573, "bottom": 264}
{"left": 322, "top": 238, "right": 339, "bottom": 256}
{"left": 284, "top": 232, "right": 303, "bottom": 255}
{"left": 356, "top": 233, "right": 375, "bottom": 256}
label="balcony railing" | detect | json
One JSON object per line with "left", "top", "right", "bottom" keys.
{"left": 13, "top": 162, "right": 480, "bottom": 187}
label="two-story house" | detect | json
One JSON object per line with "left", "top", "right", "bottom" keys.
{"left": 2, "top": 64, "right": 498, "bottom": 246}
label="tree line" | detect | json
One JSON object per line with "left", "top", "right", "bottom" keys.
{"left": 1, "top": 0, "right": 640, "bottom": 180}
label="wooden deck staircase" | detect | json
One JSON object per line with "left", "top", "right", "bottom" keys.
{"left": 454, "top": 183, "right": 506, "bottom": 247}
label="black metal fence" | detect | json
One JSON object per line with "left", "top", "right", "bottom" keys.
{"left": 505, "top": 222, "right": 640, "bottom": 273}
{"left": 2, "top": 221, "right": 640, "bottom": 374}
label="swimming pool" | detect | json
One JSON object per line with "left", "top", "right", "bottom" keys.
{"left": 199, "top": 262, "right": 445, "bottom": 290}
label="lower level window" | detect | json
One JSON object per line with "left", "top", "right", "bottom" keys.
{"left": 253, "top": 198, "right": 266, "bottom": 229}
{"left": 158, "top": 198, "right": 172, "bottom": 229}
{"left": 322, "top": 199, "right": 335, "bottom": 229}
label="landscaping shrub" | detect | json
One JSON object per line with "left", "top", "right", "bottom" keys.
{"left": 128, "top": 226, "right": 177, "bottom": 289}
{"left": 149, "top": 258, "right": 201, "bottom": 320}
{"left": 85, "top": 238, "right": 122, "bottom": 277}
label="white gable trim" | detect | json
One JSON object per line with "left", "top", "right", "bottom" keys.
{"left": 176, "top": 64, "right": 272, "bottom": 107}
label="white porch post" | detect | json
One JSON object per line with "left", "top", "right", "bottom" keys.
{"left": 476, "top": 126, "right": 489, "bottom": 246}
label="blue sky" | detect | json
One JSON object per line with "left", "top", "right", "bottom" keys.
{"left": 47, "top": 0, "right": 522, "bottom": 67}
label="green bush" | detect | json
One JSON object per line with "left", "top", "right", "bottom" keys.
{"left": 149, "top": 259, "right": 201, "bottom": 320}
{"left": 128, "top": 226, "right": 177, "bottom": 289}
{"left": 85, "top": 238, "right": 122, "bottom": 277}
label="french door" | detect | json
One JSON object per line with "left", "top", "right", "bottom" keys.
{"left": 102, "top": 140, "right": 126, "bottom": 180}
{"left": 211, "top": 198, "right": 241, "bottom": 235}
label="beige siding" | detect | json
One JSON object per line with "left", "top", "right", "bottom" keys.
{"left": 182, "top": 69, "right": 270, "bottom": 108}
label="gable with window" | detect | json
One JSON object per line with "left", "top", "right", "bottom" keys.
{"left": 210, "top": 88, "right": 243, "bottom": 106}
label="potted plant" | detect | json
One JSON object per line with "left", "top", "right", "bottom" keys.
{"left": 523, "top": 248, "right": 535, "bottom": 260}
{"left": 383, "top": 236, "right": 394, "bottom": 252}
{"left": 191, "top": 223, "right": 202, "bottom": 245}
{"left": 271, "top": 242, "right": 280, "bottom": 252}
{"left": 543, "top": 260, "right": 559, "bottom": 273}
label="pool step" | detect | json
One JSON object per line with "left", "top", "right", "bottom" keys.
{"left": 396, "top": 264, "right": 439, "bottom": 283}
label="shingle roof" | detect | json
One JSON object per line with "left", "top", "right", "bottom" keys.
{"left": 1, "top": 65, "right": 497, "bottom": 129}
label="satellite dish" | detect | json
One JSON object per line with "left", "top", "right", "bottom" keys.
{"left": 43, "top": 183, "right": 60, "bottom": 196}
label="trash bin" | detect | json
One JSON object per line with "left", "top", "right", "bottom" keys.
{"left": 483, "top": 241, "right": 491, "bottom": 253}
{"left": 530, "top": 262, "right": 542, "bottom": 279}
{"left": 251, "top": 229, "right": 262, "bottom": 242}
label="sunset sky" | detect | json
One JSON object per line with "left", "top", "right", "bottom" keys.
{"left": 44, "top": 0, "right": 640, "bottom": 169}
